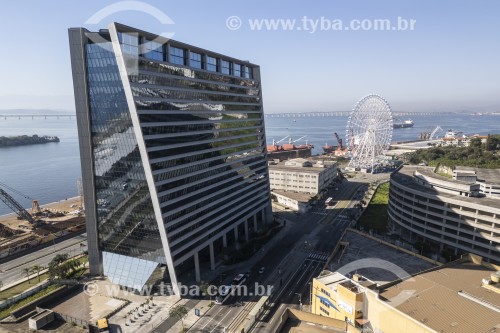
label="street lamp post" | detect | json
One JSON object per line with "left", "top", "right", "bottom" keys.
{"left": 295, "top": 293, "right": 302, "bottom": 311}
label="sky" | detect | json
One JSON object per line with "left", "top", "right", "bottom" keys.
{"left": 0, "top": 0, "right": 499, "bottom": 113}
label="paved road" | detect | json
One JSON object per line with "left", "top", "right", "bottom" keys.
{"left": 0, "top": 234, "right": 87, "bottom": 287}
{"left": 255, "top": 257, "right": 325, "bottom": 332}
{"left": 249, "top": 180, "right": 361, "bottom": 333}
{"left": 149, "top": 173, "right": 381, "bottom": 333}
{"left": 186, "top": 177, "right": 364, "bottom": 333}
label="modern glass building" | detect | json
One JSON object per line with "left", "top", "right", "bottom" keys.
{"left": 68, "top": 23, "right": 272, "bottom": 294}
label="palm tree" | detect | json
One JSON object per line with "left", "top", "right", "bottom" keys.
{"left": 22, "top": 267, "right": 31, "bottom": 284}
{"left": 169, "top": 305, "right": 188, "bottom": 331}
{"left": 199, "top": 281, "right": 212, "bottom": 303}
{"left": 31, "top": 265, "right": 42, "bottom": 282}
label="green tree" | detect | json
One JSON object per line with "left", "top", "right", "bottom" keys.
{"left": 199, "top": 281, "right": 212, "bottom": 304}
{"left": 48, "top": 253, "right": 69, "bottom": 280}
{"left": 31, "top": 265, "right": 42, "bottom": 282}
{"left": 469, "top": 137, "right": 482, "bottom": 148}
{"left": 22, "top": 268, "right": 31, "bottom": 284}
{"left": 169, "top": 305, "right": 188, "bottom": 331}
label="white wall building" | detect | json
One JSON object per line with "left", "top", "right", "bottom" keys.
{"left": 453, "top": 166, "right": 500, "bottom": 199}
{"left": 389, "top": 166, "right": 500, "bottom": 264}
{"left": 268, "top": 158, "right": 338, "bottom": 195}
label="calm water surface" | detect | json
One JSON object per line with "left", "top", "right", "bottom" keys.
{"left": 0, "top": 113, "right": 498, "bottom": 215}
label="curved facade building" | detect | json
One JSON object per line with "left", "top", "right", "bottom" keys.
{"left": 388, "top": 166, "right": 500, "bottom": 264}
{"left": 69, "top": 23, "right": 272, "bottom": 294}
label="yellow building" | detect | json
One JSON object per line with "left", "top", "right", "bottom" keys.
{"left": 312, "top": 254, "right": 500, "bottom": 333}
{"left": 311, "top": 271, "right": 365, "bottom": 325}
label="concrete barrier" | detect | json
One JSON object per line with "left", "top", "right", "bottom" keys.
{"left": 0, "top": 281, "right": 51, "bottom": 310}
{"left": 28, "top": 309, "right": 55, "bottom": 330}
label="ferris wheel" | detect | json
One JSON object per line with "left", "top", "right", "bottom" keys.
{"left": 346, "top": 94, "right": 393, "bottom": 171}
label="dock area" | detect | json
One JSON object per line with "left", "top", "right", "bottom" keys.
{"left": 387, "top": 139, "right": 440, "bottom": 156}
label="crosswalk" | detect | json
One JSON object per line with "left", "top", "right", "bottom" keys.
{"left": 307, "top": 251, "right": 330, "bottom": 262}
{"left": 312, "top": 211, "right": 327, "bottom": 216}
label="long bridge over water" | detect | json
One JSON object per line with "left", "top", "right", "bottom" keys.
{"left": 0, "top": 111, "right": 453, "bottom": 120}
{"left": 265, "top": 111, "right": 453, "bottom": 118}
{"left": 0, "top": 114, "right": 74, "bottom": 120}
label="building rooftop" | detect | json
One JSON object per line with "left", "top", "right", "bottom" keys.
{"left": 379, "top": 258, "right": 500, "bottom": 333}
{"left": 278, "top": 308, "right": 347, "bottom": 333}
{"left": 416, "top": 168, "right": 475, "bottom": 186}
{"left": 111, "top": 23, "right": 259, "bottom": 68}
{"left": 455, "top": 166, "right": 500, "bottom": 186}
{"left": 269, "top": 159, "right": 333, "bottom": 174}
{"left": 393, "top": 166, "right": 500, "bottom": 210}
{"left": 316, "top": 271, "right": 350, "bottom": 287}
{"left": 272, "top": 190, "right": 313, "bottom": 203}
{"left": 329, "top": 230, "right": 436, "bottom": 285}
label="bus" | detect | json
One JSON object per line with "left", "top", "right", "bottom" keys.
{"left": 232, "top": 273, "right": 247, "bottom": 286}
{"left": 215, "top": 285, "right": 232, "bottom": 305}
{"left": 325, "top": 197, "right": 333, "bottom": 206}
{"left": 215, "top": 273, "right": 247, "bottom": 305}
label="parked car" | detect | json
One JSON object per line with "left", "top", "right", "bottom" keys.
{"left": 259, "top": 267, "right": 265, "bottom": 274}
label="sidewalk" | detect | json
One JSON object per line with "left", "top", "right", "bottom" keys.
{"left": 181, "top": 217, "right": 297, "bottom": 288}
{"left": 148, "top": 217, "right": 299, "bottom": 333}
{"left": 219, "top": 218, "right": 297, "bottom": 274}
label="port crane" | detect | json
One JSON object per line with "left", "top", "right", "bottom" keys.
{"left": 271, "top": 135, "right": 290, "bottom": 146}
{"left": 0, "top": 182, "right": 38, "bottom": 224}
{"left": 291, "top": 135, "right": 307, "bottom": 143}
{"left": 334, "top": 132, "right": 343, "bottom": 149}
{"left": 430, "top": 126, "right": 443, "bottom": 140}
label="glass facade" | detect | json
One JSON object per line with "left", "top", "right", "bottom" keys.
{"left": 234, "top": 63, "right": 242, "bottom": 77}
{"left": 86, "top": 43, "right": 166, "bottom": 278}
{"left": 169, "top": 46, "right": 185, "bottom": 65}
{"left": 130, "top": 55, "right": 269, "bottom": 262}
{"left": 221, "top": 60, "right": 231, "bottom": 75}
{"left": 119, "top": 32, "right": 139, "bottom": 55}
{"left": 206, "top": 56, "right": 217, "bottom": 72}
{"left": 142, "top": 39, "right": 163, "bottom": 61}
{"left": 189, "top": 51, "right": 202, "bottom": 69}
{"left": 71, "top": 24, "right": 271, "bottom": 291}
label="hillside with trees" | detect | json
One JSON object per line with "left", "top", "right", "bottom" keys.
{"left": 406, "top": 134, "right": 500, "bottom": 168}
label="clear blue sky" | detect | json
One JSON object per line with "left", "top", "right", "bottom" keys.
{"left": 0, "top": 0, "right": 499, "bottom": 113}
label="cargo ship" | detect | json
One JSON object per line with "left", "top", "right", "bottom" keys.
{"left": 267, "top": 137, "right": 313, "bottom": 160}
{"left": 322, "top": 143, "right": 337, "bottom": 154}
{"left": 393, "top": 119, "right": 414, "bottom": 129}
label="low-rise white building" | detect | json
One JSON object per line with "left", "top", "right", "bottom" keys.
{"left": 268, "top": 158, "right": 338, "bottom": 195}
{"left": 453, "top": 166, "right": 500, "bottom": 198}
{"left": 271, "top": 190, "right": 311, "bottom": 213}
